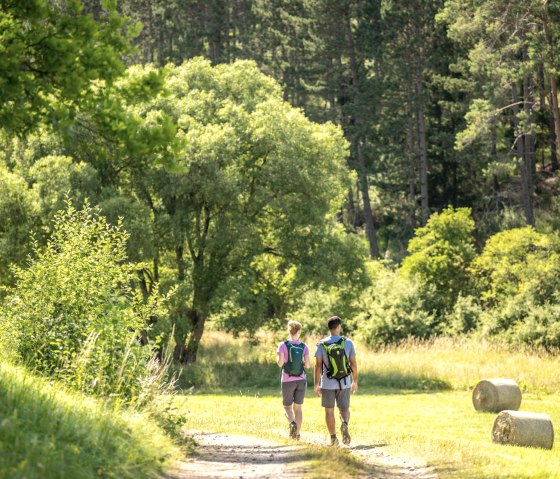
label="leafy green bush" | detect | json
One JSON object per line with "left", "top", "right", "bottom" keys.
{"left": 1, "top": 201, "right": 169, "bottom": 405}
{"left": 351, "top": 262, "right": 436, "bottom": 346}
{"left": 470, "top": 226, "right": 560, "bottom": 306}
{"left": 443, "top": 294, "right": 483, "bottom": 336}
{"left": 471, "top": 227, "right": 560, "bottom": 348}
{"left": 401, "top": 207, "right": 476, "bottom": 315}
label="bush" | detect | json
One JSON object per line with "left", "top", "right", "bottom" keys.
{"left": 351, "top": 263, "right": 436, "bottom": 346}
{"left": 470, "top": 226, "right": 560, "bottom": 307}
{"left": 401, "top": 207, "right": 476, "bottom": 315}
{"left": 1, "top": 201, "right": 170, "bottom": 405}
{"left": 444, "top": 294, "right": 482, "bottom": 336}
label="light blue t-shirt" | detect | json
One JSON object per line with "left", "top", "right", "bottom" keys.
{"left": 314, "top": 335, "right": 356, "bottom": 390}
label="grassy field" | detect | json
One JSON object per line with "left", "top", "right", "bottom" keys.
{"left": 0, "top": 363, "right": 181, "bottom": 479}
{"left": 174, "top": 330, "right": 560, "bottom": 479}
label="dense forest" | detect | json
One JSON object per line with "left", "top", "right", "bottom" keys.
{"left": 2, "top": 0, "right": 560, "bottom": 382}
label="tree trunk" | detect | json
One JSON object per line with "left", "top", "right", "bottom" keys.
{"left": 173, "top": 307, "right": 206, "bottom": 364}
{"left": 176, "top": 245, "right": 185, "bottom": 282}
{"left": 542, "top": 16, "right": 560, "bottom": 172}
{"left": 512, "top": 83, "right": 535, "bottom": 226}
{"left": 406, "top": 123, "right": 417, "bottom": 235}
{"left": 357, "top": 140, "right": 380, "bottom": 258}
{"left": 415, "top": 61, "right": 429, "bottom": 225}
{"left": 342, "top": 6, "right": 379, "bottom": 258}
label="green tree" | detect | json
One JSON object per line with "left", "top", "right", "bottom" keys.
{"left": 108, "top": 59, "right": 354, "bottom": 363}
{"left": 438, "top": 0, "right": 560, "bottom": 226}
{"left": 401, "top": 206, "right": 476, "bottom": 315}
{"left": 0, "top": 0, "right": 132, "bottom": 133}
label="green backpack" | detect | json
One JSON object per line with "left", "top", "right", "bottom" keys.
{"left": 283, "top": 341, "right": 305, "bottom": 376}
{"left": 320, "top": 337, "right": 352, "bottom": 388}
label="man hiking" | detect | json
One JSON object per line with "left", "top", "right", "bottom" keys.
{"left": 314, "top": 316, "right": 358, "bottom": 446}
{"left": 276, "top": 320, "right": 311, "bottom": 440}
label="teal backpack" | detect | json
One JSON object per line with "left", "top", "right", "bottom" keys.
{"left": 320, "top": 337, "right": 352, "bottom": 388}
{"left": 283, "top": 341, "right": 305, "bottom": 376}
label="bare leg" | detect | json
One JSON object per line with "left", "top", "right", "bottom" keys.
{"left": 325, "top": 407, "right": 336, "bottom": 435}
{"left": 284, "top": 405, "right": 295, "bottom": 423}
{"left": 293, "top": 403, "right": 303, "bottom": 433}
{"left": 339, "top": 408, "right": 350, "bottom": 423}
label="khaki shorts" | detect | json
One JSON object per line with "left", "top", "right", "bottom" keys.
{"left": 281, "top": 379, "right": 307, "bottom": 406}
{"left": 321, "top": 388, "right": 350, "bottom": 409}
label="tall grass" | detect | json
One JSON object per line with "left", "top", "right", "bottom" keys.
{"left": 0, "top": 363, "right": 179, "bottom": 479}
{"left": 176, "top": 329, "right": 560, "bottom": 393}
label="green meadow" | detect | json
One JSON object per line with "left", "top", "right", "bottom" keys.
{"left": 175, "top": 331, "right": 560, "bottom": 479}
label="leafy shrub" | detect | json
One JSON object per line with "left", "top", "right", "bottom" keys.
{"left": 470, "top": 226, "right": 560, "bottom": 306}
{"left": 443, "top": 294, "right": 482, "bottom": 336}
{"left": 1, "top": 201, "right": 170, "bottom": 405}
{"left": 352, "top": 263, "right": 436, "bottom": 346}
{"left": 401, "top": 207, "right": 476, "bottom": 315}
{"left": 477, "top": 296, "right": 560, "bottom": 350}
{"left": 470, "top": 227, "right": 560, "bottom": 349}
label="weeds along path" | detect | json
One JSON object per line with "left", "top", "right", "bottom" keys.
{"left": 165, "top": 431, "right": 438, "bottom": 479}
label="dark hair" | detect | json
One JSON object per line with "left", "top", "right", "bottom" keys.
{"left": 327, "top": 316, "right": 342, "bottom": 331}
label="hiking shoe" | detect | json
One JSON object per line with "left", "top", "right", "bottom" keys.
{"left": 289, "top": 421, "right": 297, "bottom": 439}
{"left": 295, "top": 434, "right": 300, "bottom": 441}
{"left": 330, "top": 435, "right": 339, "bottom": 447}
{"left": 341, "top": 421, "right": 351, "bottom": 445}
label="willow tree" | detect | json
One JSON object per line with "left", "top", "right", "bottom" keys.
{"left": 114, "top": 59, "right": 352, "bottom": 363}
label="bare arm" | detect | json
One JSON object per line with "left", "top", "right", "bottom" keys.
{"left": 349, "top": 355, "right": 358, "bottom": 393}
{"left": 304, "top": 353, "right": 311, "bottom": 369}
{"left": 277, "top": 350, "right": 285, "bottom": 368}
{"left": 314, "top": 357, "right": 322, "bottom": 395}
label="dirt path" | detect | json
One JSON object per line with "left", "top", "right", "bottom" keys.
{"left": 165, "top": 431, "right": 438, "bottom": 479}
{"left": 164, "top": 433, "right": 309, "bottom": 478}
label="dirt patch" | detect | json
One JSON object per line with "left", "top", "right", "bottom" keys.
{"left": 164, "top": 433, "right": 309, "bottom": 478}
{"left": 165, "top": 431, "right": 438, "bottom": 479}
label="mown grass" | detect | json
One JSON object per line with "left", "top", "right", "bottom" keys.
{"left": 174, "top": 329, "right": 560, "bottom": 479}
{"left": 0, "top": 363, "right": 180, "bottom": 479}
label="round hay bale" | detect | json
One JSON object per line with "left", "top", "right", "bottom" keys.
{"left": 492, "top": 410, "right": 554, "bottom": 449}
{"left": 472, "top": 378, "right": 522, "bottom": 412}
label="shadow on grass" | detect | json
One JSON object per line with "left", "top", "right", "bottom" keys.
{"left": 173, "top": 359, "right": 452, "bottom": 394}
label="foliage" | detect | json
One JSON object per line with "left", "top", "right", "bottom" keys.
{"left": 0, "top": 166, "right": 38, "bottom": 289}
{"left": 1, "top": 201, "right": 169, "bottom": 404}
{"left": 0, "top": 363, "right": 177, "bottom": 479}
{"left": 470, "top": 227, "right": 560, "bottom": 348}
{"left": 470, "top": 226, "right": 560, "bottom": 306}
{"left": 0, "top": 0, "right": 133, "bottom": 133}
{"left": 401, "top": 206, "right": 476, "bottom": 315}
{"left": 351, "top": 261, "right": 437, "bottom": 347}
{"left": 443, "top": 293, "right": 482, "bottom": 336}
{"left": 101, "top": 58, "right": 356, "bottom": 362}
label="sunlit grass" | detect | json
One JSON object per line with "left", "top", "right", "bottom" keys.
{"left": 0, "top": 363, "right": 180, "bottom": 479}
{"left": 175, "top": 329, "right": 560, "bottom": 479}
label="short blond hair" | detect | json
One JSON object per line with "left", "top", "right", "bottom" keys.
{"left": 288, "top": 320, "right": 302, "bottom": 336}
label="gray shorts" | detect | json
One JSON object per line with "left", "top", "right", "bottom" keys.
{"left": 321, "top": 388, "right": 351, "bottom": 409}
{"left": 282, "top": 379, "right": 307, "bottom": 406}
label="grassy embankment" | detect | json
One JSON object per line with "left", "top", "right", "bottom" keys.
{"left": 175, "top": 330, "right": 560, "bottom": 479}
{"left": 0, "top": 363, "right": 182, "bottom": 479}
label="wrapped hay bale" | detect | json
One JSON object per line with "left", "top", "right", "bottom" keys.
{"left": 492, "top": 410, "right": 554, "bottom": 449}
{"left": 472, "top": 378, "right": 522, "bottom": 412}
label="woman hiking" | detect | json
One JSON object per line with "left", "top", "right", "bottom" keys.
{"left": 276, "top": 320, "right": 311, "bottom": 440}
